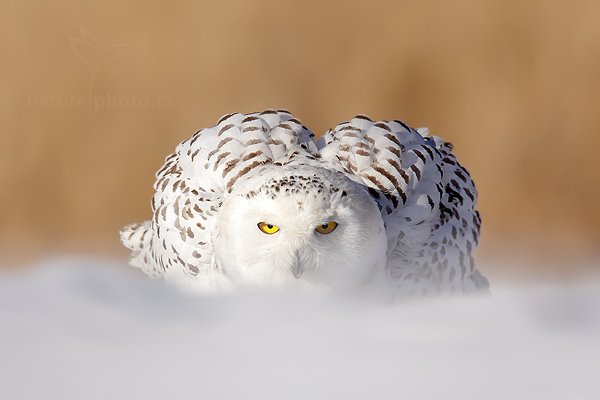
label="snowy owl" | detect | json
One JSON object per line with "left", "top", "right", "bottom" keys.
{"left": 120, "top": 110, "right": 488, "bottom": 295}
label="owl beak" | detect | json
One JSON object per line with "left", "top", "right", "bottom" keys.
{"left": 291, "top": 263, "right": 303, "bottom": 279}
{"left": 289, "top": 250, "right": 304, "bottom": 279}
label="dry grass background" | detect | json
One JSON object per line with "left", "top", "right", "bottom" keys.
{"left": 1, "top": 0, "right": 599, "bottom": 276}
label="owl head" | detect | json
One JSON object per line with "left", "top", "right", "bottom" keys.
{"left": 213, "top": 164, "right": 388, "bottom": 289}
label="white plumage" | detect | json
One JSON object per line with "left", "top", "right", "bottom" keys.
{"left": 120, "top": 110, "right": 488, "bottom": 296}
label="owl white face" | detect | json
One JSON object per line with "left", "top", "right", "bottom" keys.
{"left": 213, "top": 166, "right": 388, "bottom": 289}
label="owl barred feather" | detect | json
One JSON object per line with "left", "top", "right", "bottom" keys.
{"left": 120, "top": 110, "right": 488, "bottom": 295}
{"left": 318, "top": 117, "right": 488, "bottom": 295}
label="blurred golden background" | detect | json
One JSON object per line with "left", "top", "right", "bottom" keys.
{"left": 2, "top": 0, "right": 599, "bottom": 277}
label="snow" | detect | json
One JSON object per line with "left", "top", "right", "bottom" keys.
{"left": 1, "top": 258, "right": 599, "bottom": 400}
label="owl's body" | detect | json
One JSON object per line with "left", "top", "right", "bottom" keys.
{"left": 120, "top": 110, "right": 488, "bottom": 296}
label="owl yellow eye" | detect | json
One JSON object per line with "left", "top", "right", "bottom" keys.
{"left": 315, "top": 221, "right": 338, "bottom": 234}
{"left": 258, "top": 222, "right": 280, "bottom": 235}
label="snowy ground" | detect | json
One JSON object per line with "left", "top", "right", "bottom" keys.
{"left": 1, "top": 258, "right": 599, "bottom": 400}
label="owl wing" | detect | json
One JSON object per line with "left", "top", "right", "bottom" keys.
{"left": 317, "top": 115, "right": 487, "bottom": 295}
{"left": 120, "top": 110, "right": 317, "bottom": 288}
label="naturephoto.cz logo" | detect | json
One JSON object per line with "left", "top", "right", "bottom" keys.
{"left": 28, "top": 26, "right": 174, "bottom": 111}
